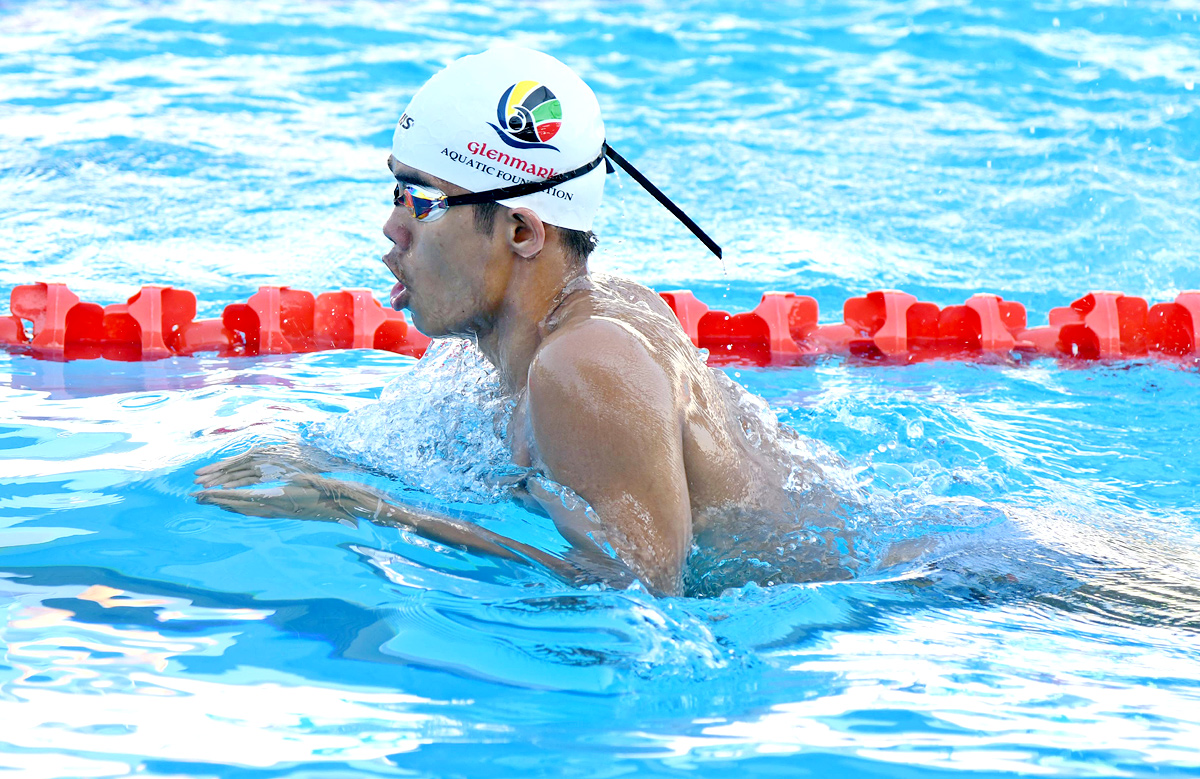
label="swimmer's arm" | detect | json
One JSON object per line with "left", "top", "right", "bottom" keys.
{"left": 194, "top": 472, "right": 619, "bottom": 586}
{"left": 527, "top": 320, "right": 693, "bottom": 596}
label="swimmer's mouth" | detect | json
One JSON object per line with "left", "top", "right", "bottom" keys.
{"left": 389, "top": 279, "right": 409, "bottom": 311}
{"left": 382, "top": 247, "right": 410, "bottom": 310}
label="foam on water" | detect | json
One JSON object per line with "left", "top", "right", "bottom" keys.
{"left": 3, "top": 0, "right": 1200, "bottom": 776}
{"left": 313, "top": 339, "right": 525, "bottom": 503}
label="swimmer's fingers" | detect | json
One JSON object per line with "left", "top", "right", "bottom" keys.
{"left": 287, "top": 475, "right": 387, "bottom": 520}
{"left": 193, "top": 451, "right": 251, "bottom": 475}
{"left": 193, "top": 445, "right": 335, "bottom": 486}
{"left": 194, "top": 464, "right": 256, "bottom": 487}
{"left": 194, "top": 463, "right": 297, "bottom": 488}
{"left": 193, "top": 444, "right": 295, "bottom": 475}
{"left": 195, "top": 483, "right": 361, "bottom": 526}
{"left": 194, "top": 452, "right": 277, "bottom": 485}
{"left": 263, "top": 474, "right": 385, "bottom": 524}
{"left": 204, "top": 474, "right": 277, "bottom": 489}
{"left": 193, "top": 486, "right": 301, "bottom": 519}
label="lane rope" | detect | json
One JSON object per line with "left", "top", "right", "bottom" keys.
{"left": 2, "top": 282, "right": 1197, "bottom": 364}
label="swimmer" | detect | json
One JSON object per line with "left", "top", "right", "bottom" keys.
{"left": 195, "top": 47, "right": 872, "bottom": 596}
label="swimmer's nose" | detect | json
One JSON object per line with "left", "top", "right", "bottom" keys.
{"left": 382, "top": 210, "right": 412, "bottom": 253}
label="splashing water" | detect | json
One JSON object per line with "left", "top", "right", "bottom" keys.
{"left": 312, "top": 339, "right": 527, "bottom": 503}
{"left": 309, "top": 323, "right": 981, "bottom": 598}
{"left": 4, "top": 0, "right": 1200, "bottom": 774}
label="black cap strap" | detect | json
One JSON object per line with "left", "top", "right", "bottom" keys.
{"left": 445, "top": 142, "right": 723, "bottom": 260}
{"left": 602, "top": 143, "right": 722, "bottom": 260}
{"left": 445, "top": 151, "right": 607, "bottom": 206}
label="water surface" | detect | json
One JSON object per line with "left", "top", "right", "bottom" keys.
{"left": 2, "top": 1, "right": 1199, "bottom": 776}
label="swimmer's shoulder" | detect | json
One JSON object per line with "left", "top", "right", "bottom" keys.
{"left": 534, "top": 314, "right": 660, "bottom": 378}
{"left": 551, "top": 273, "right": 678, "bottom": 325}
{"left": 528, "top": 314, "right": 671, "bottom": 411}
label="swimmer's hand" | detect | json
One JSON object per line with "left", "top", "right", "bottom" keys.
{"left": 194, "top": 443, "right": 350, "bottom": 489}
{"left": 194, "top": 474, "right": 628, "bottom": 589}
{"left": 194, "top": 473, "right": 382, "bottom": 526}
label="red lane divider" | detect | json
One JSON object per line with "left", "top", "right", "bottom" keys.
{"left": 9, "top": 282, "right": 105, "bottom": 360}
{"left": 314, "top": 289, "right": 429, "bottom": 357}
{"left": 1147, "top": 291, "right": 1200, "bottom": 357}
{"left": 1018, "top": 291, "right": 1156, "bottom": 360}
{"left": 103, "top": 285, "right": 197, "bottom": 360}
{"left": 659, "top": 287, "right": 1197, "bottom": 366}
{"left": 0, "top": 283, "right": 430, "bottom": 362}
{"left": 2, "top": 282, "right": 1197, "bottom": 364}
{"left": 938, "top": 294, "right": 1026, "bottom": 356}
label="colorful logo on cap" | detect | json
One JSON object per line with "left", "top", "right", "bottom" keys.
{"left": 489, "top": 81, "right": 561, "bottom": 150}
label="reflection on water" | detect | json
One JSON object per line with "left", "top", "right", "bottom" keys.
{"left": 3, "top": 344, "right": 1199, "bottom": 776}
{"left": 0, "top": 569, "right": 449, "bottom": 771}
{"left": 3, "top": 0, "right": 1200, "bottom": 774}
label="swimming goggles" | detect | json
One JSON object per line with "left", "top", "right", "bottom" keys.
{"left": 392, "top": 142, "right": 722, "bottom": 258}
{"left": 393, "top": 151, "right": 606, "bottom": 224}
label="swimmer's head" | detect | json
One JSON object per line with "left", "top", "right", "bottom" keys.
{"left": 382, "top": 48, "right": 720, "bottom": 337}
{"left": 383, "top": 48, "right": 606, "bottom": 338}
{"left": 392, "top": 47, "right": 607, "bottom": 236}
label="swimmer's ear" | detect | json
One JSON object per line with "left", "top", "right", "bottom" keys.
{"left": 507, "top": 207, "right": 546, "bottom": 260}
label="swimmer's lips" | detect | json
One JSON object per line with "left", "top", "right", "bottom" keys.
{"left": 390, "top": 280, "right": 410, "bottom": 311}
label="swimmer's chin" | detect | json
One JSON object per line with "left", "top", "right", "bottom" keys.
{"left": 390, "top": 294, "right": 462, "bottom": 340}
{"left": 406, "top": 313, "right": 466, "bottom": 341}
{"left": 404, "top": 307, "right": 437, "bottom": 338}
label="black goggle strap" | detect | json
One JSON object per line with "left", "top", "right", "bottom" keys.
{"left": 601, "top": 142, "right": 722, "bottom": 260}
{"left": 440, "top": 142, "right": 722, "bottom": 260}
{"left": 444, "top": 151, "right": 607, "bottom": 207}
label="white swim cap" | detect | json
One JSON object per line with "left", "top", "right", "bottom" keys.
{"left": 392, "top": 47, "right": 606, "bottom": 232}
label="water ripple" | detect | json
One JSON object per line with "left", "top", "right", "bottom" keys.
{"left": 3, "top": 1, "right": 1200, "bottom": 776}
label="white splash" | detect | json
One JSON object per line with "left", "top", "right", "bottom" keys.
{"left": 312, "top": 339, "right": 527, "bottom": 503}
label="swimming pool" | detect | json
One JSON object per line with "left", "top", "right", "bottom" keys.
{"left": 2, "top": 0, "right": 1199, "bottom": 776}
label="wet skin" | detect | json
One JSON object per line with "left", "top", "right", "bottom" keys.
{"left": 196, "top": 160, "right": 851, "bottom": 596}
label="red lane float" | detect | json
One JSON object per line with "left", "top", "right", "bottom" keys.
{"left": 2, "top": 282, "right": 1197, "bottom": 365}
{"left": 656, "top": 288, "right": 1198, "bottom": 365}
{"left": 0, "top": 283, "right": 429, "bottom": 362}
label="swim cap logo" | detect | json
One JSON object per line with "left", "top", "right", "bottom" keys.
{"left": 489, "top": 81, "right": 561, "bottom": 151}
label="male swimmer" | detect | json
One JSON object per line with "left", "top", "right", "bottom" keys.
{"left": 195, "top": 47, "right": 863, "bottom": 597}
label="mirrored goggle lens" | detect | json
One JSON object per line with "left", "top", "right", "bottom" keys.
{"left": 394, "top": 184, "right": 448, "bottom": 222}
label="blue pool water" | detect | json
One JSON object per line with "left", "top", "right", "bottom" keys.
{"left": 2, "top": 1, "right": 1199, "bottom": 776}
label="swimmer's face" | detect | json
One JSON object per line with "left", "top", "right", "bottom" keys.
{"left": 382, "top": 157, "right": 509, "bottom": 337}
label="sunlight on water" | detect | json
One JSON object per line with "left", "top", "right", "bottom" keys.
{"left": 2, "top": 0, "right": 1200, "bottom": 776}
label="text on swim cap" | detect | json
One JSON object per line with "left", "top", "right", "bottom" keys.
{"left": 466, "top": 141, "right": 556, "bottom": 179}
{"left": 440, "top": 147, "right": 575, "bottom": 201}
